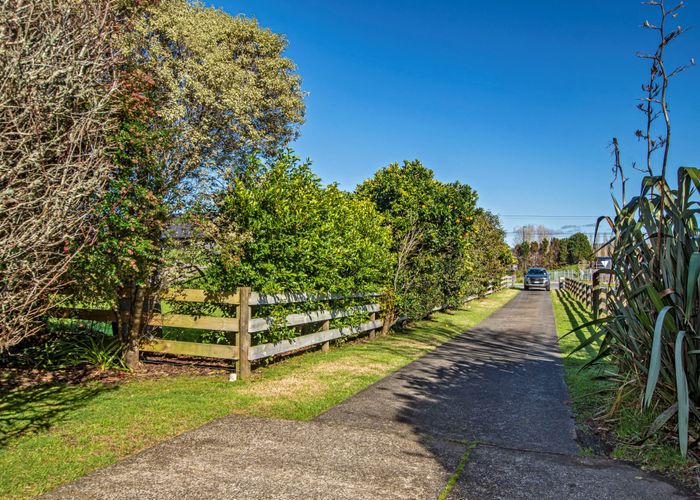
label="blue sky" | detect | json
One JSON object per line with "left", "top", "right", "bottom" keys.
{"left": 216, "top": 0, "right": 699, "bottom": 243}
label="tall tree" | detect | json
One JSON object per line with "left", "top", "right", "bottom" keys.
{"left": 72, "top": 0, "right": 306, "bottom": 367}
{"left": 567, "top": 232, "right": 593, "bottom": 264}
{"left": 356, "top": 160, "right": 478, "bottom": 328}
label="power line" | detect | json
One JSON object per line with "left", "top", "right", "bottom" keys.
{"left": 505, "top": 232, "right": 610, "bottom": 236}
{"left": 497, "top": 214, "right": 599, "bottom": 218}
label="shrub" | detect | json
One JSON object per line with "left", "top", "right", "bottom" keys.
{"left": 200, "top": 152, "right": 393, "bottom": 343}
{"left": 207, "top": 152, "right": 392, "bottom": 294}
{"left": 356, "top": 160, "right": 484, "bottom": 324}
{"left": 588, "top": 0, "right": 697, "bottom": 456}
{"left": 9, "top": 328, "right": 127, "bottom": 372}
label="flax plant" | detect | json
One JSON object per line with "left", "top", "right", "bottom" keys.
{"left": 584, "top": 1, "right": 697, "bottom": 456}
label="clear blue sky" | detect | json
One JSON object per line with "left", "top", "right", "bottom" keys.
{"left": 216, "top": 0, "right": 699, "bottom": 243}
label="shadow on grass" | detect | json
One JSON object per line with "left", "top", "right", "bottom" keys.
{"left": 555, "top": 289, "right": 598, "bottom": 359}
{"left": 397, "top": 325, "right": 457, "bottom": 345}
{"left": 0, "top": 381, "right": 117, "bottom": 449}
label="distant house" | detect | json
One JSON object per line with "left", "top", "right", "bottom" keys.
{"left": 168, "top": 222, "right": 193, "bottom": 242}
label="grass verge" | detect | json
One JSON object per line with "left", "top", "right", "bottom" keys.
{"left": 551, "top": 289, "right": 695, "bottom": 482}
{"left": 0, "top": 289, "right": 518, "bottom": 498}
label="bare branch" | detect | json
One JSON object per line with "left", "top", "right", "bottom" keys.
{"left": 0, "top": 0, "right": 121, "bottom": 349}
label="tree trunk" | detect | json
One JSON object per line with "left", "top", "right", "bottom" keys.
{"left": 117, "top": 285, "right": 149, "bottom": 370}
{"left": 381, "top": 307, "right": 396, "bottom": 336}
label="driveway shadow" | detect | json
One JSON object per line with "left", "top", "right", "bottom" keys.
{"left": 317, "top": 291, "right": 579, "bottom": 468}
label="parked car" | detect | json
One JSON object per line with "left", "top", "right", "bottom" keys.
{"left": 524, "top": 268, "right": 550, "bottom": 291}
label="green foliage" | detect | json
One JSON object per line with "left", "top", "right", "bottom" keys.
{"left": 589, "top": 167, "right": 700, "bottom": 457}
{"left": 195, "top": 151, "right": 393, "bottom": 343}
{"left": 71, "top": 69, "right": 170, "bottom": 302}
{"left": 66, "top": 335, "right": 128, "bottom": 372}
{"left": 567, "top": 232, "right": 593, "bottom": 264}
{"left": 558, "top": 238, "right": 570, "bottom": 266}
{"left": 514, "top": 233, "right": 592, "bottom": 271}
{"left": 207, "top": 151, "right": 392, "bottom": 294}
{"left": 356, "top": 160, "right": 487, "bottom": 320}
{"left": 10, "top": 329, "right": 127, "bottom": 372}
{"left": 553, "top": 290, "right": 695, "bottom": 480}
{"left": 466, "top": 211, "right": 513, "bottom": 296}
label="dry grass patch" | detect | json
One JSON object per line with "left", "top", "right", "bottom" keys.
{"left": 308, "top": 358, "right": 389, "bottom": 376}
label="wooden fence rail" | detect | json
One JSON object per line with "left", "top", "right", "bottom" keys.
{"left": 560, "top": 272, "right": 610, "bottom": 318}
{"left": 51, "top": 276, "right": 514, "bottom": 380}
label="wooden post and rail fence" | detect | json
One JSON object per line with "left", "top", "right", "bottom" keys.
{"left": 51, "top": 276, "right": 515, "bottom": 380}
{"left": 559, "top": 270, "right": 611, "bottom": 319}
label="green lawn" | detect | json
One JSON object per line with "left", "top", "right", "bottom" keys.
{"left": 0, "top": 289, "right": 519, "bottom": 498}
{"left": 551, "top": 289, "right": 610, "bottom": 422}
{"left": 551, "top": 290, "right": 693, "bottom": 481}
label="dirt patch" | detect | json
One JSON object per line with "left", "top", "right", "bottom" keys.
{"left": 575, "top": 420, "right": 614, "bottom": 456}
{"left": 0, "top": 359, "right": 229, "bottom": 391}
{"left": 576, "top": 418, "right": 700, "bottom": 495}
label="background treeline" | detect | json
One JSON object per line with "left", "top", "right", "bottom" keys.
{"left": 0, "top": 0, "right": 512, "bottom": 367}
{"left": 512, "top": 228, "right": 592, "bottom": 271}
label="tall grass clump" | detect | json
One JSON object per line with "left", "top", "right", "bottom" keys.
{"left": 587, "top": 1, "right": 697, "bottom": 456}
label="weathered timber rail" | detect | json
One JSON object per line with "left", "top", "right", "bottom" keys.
{"left": 52, "top": 277, "right": 513, "bottom": 380}
{"left": 560, "top": 271, "right": 611, "bottom": 318}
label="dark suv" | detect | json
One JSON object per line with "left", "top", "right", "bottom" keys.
{"left": 524, "top": 268, "right": 550, "bottom": 291}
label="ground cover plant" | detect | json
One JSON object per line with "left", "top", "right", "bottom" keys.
{"left": 0, "top": 289, "right": 518, "bottom": 498}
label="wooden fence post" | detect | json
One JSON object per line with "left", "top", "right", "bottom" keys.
{"left": 321, "top": 319, "right": 330, "bottom": 353}
{"left": 600, "top": 287, "right": 608, "bottom": 316}
{"left": 592, "top": 271, "right": 600, "bottom": 319}
{"left": 236, "top": 287, "right": 252, "bottom": 380}
{"left": 586, "top": 285, "right": 592, "bottom": 311}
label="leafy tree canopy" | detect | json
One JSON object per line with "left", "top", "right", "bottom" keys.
{"left": 206, "top": 151, "right": 393, "bottom": 295}
{"left": 567, "top": 232, "right": 593, "bottom": 264}
{"left": 356, "top": 160, "right": 482, "bottom": 320}
{"left": 127, "top": 0, "right": 306, "bottom": 176}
